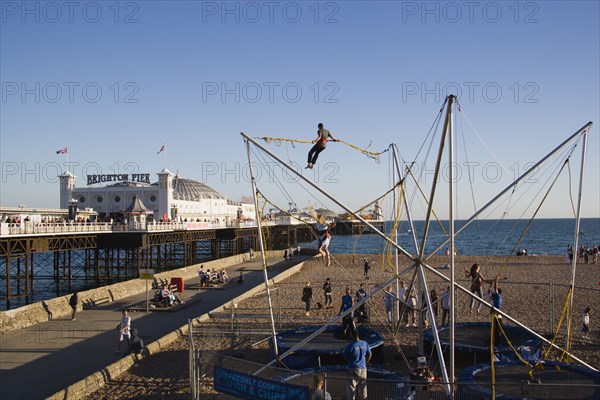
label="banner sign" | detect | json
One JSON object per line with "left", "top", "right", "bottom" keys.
{"left": 214, "top": 366, "right": 309, "bottom": 400}
{"left": 139, "top": 269, "right": 155, "bottom": 280}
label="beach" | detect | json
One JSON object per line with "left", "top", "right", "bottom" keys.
{"left": 83, "top": 254, "right": 600, "bottom": 399}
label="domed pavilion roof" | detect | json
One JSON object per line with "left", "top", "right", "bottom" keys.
{"left": 172, "top": 177, "right": 224, "bottom": 201}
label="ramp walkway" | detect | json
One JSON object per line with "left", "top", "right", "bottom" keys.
{"left": 0, "top": 256, "right": 308, "bottom": 400}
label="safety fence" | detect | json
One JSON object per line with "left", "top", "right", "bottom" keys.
{"left": 187, "top": 320, "right": 600, "bottom": 400}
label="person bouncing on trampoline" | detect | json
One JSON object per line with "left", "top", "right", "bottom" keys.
{"left": 306, "top": 123, "right": 339, "bottom": 169}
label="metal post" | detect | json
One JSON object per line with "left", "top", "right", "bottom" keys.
{"left": 244, "top": 138, "right": 280, "bottom": 357}
{"left": 392, "top": 148, "right": 400, "bottom": 323}
{"left": 145, "top": 279, "right": 149, "bottom": 313}
{"left": 447, "top": 95, "right": 456, "bottom": 393}
{"left": 230, "top": 300, "right": 235, "bottom": 351}
{"left": 566, "top": 127, "right": 589, "bottom": 356}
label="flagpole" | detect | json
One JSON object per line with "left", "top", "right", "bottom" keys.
{"left": 163, "top": 144, "right": 166, "bottom": 170}
{"left": 66, "top": 148, "right": 69, "bottom": 173}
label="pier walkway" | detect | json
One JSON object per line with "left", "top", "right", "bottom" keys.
{"left": 0, "top": 255, "right": 309, "bottom": 400}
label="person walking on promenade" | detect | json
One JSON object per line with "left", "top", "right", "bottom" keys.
{"left": 306, "top": 123, "right": 339, "bottom": 169}
{"left": 343, "top": 330, "right": 372, "bottom": 400}
{"left": 303, "top": 281, "right": 314, "bottom": 316}
{"left": 115, "top": 310, "right": 131, "bottom": 355}
{"left": 323, "top": 278, "right": 333, "bottom": 309}
{"left": 69, "top": 291, "right": 78, "bottom": 321}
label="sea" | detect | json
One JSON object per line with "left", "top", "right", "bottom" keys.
{"left": 1, "top": 218, "right": 598, "bottom": 310}
{"left": 299, "top": 218, "right": 600, "bottom": 257}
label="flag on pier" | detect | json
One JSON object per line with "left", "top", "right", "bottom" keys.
{"left": 56, "top": 147, "right": 68, "bottom": 154}
{"left": 157, "top": 144, "right": 166, "bottom": 154}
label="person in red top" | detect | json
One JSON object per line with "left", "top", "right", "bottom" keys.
{"left": 306, "top": 123, "right": 339, "bottom": 169}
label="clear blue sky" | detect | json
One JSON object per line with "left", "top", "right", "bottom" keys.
{"left": 1, "top": 1, "right": 599, "bottom": 220}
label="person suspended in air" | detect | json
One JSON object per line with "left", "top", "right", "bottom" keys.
{"left": 306, "top": 123, "right": 339, "bottom": 169}
{"left": 312, "top": 212, "right": 333, "bottom": 267}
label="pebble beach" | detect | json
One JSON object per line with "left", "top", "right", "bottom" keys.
{"left": 84, "top": 254, "right": 600, "bottom": 399}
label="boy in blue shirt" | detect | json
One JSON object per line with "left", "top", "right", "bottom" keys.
{"left": 344, "top": 330, "right": 372, "bottom": 400}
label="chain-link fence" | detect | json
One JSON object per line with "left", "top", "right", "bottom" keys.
{"left": 188, "top": 320, "right": 600, "bottom": 400}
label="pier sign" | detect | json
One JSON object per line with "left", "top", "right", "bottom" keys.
{"left": 86, "top": 173, "right": 151, "bottom": 185}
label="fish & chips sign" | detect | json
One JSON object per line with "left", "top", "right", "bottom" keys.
{"left": 86, "top": 173, "right": 151, "bottom": 185}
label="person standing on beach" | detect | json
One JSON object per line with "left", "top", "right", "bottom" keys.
{"left": 339, "top": 287, "right": 355, "bottom": 337}
{"left": 430, "top": 289, "right": 439, "bottom": 324}
{"left": 363, "top": 257, "right": 372, "bottom": 279}
{"left": 384, "top": 286, "right": 395, "bottom": 324}
{"left": 343, "top": 329, "right": 372, "bottom": 400}
{"left": 567, "top": 244, "right": 574, "bottom": 263}
{"left": 465, "top": 263, "right": 494, "bottom": 316}
{"left": 440, "top": 286, "right": 451, "bottom": 325}
{"left": 306, "top": 123, "right": 339, "bottom": 169}
{"left": 69, "top": 291, "right": 78, "bottom": 321}
{"left": 491, "top": 277, "right": 503, "bottom": 343}
{"left": 582, "top": 307, "right": 591, "bottom": 339}
{"left": 355, "top": 283, "right": 368, "bottom": 322}
{"left": 323, "top": 278, "right": 333, "bottom": 309}
{"left": 302, "top": 281, "right": 314, "bottom": 316}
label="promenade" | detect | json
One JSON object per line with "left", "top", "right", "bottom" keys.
{"left": 0, "top": 255, "right": 308, "bottom": 400}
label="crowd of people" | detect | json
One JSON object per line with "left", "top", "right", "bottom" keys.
{"left": 566, "top": 243, "right": 599, "bottom": 264}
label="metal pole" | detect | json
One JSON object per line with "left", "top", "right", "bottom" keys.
{"left": 418, "top": 96, "right": 453, "bottom": 262}
{"left": 392, "top": 148, "right": 400, "bottom": 323}
{"left": 391, "top": 145, "right": 420, "bottom": 257}
{"left": 244, "top": 139, "right": 280, "bottom": 357}
{"left": 230, "top": 300, "right": 235, "bottom": 351}
{"left": 417, "top": 265, "right": 451, "bottom": 393}
{"left": 447, "top": 94, "right": 456, "bottom": 394}
{"left": 566, "top": 128, "right": 589, "bottom": 356}
{"left": 145, "top": 279, "right": 149, "bottom": 313}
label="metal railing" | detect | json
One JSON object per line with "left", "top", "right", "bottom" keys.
{"left": 0, "top": 219, "right": 257, "bottom": 237}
